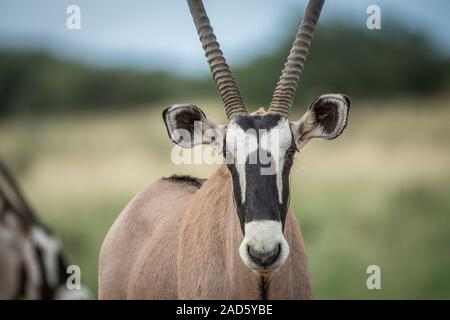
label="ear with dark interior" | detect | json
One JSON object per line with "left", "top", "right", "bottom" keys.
{"left": 291, "top": 94, "right": 350, "bottom": 149}
{"left": 162, "top": 104, "right": 225, "bottom": 150}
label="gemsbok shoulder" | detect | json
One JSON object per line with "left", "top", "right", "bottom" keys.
{"left": 99, "top": 0, "right": 350, "bottom": 299}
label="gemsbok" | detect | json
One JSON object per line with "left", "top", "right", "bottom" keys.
{"left": 0, "top": 161, "right": 90, "bottom": 299}
{"left": 99, "top": 0, "right": 350, "bottom": 299}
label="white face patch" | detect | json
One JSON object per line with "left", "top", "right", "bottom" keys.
{"left": 226, "top": 121, "right": 259, "bottom": 165}
{"left": 31, "top": 226, "right": 61, "bottom": 288}
{"left": 226, "top": 121, "right": 258, "bottom": 204}
{"left": 259, "top": 118, "right": 292, "bottom": 203}
{"left": 239, "top": 220, "right": 289, "bottom": 272}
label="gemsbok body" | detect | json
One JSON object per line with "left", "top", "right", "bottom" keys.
{"left": 0, "top": 161, "right": 90, "bottom": 300}
{"left": 99, "top": 0, "right": 350, "bottom": 299}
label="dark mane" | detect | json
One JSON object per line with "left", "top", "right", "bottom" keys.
{"left": 162, "top": 175, "right": 205, "bottom": 189}
{"left": 259, "top": 276, "right": 270, "bottom": 300}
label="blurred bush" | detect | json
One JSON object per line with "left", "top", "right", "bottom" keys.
{"left": 237, "top": 23, "right": 450, "bottom": 105}
{"left": 0, "top": 51, "right": 211, "bottom": 117}
{"left": 1, "top": 23, "right": 449, "bottom": 118}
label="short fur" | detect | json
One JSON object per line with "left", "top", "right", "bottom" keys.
{"left": 99, "top": 165, "right": 312, "bottom": 299}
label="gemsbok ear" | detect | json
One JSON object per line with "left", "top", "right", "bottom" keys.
{"left": 162, "top": 104, "right": 225, "bottom": 150}
{"left": 291, "top": 94, "right": 350, "bottom": 149}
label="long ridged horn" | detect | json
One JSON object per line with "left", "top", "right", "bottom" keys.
{"left": 0, "top": 161, "right": 37, "bottom": 226}
{"left": 187, "top": 0, "right": 247, "bottom": 120}
{"left": 269, "top": 0, "right": 325, "bottom": 117}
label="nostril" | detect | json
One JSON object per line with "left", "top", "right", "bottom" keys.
{"left": 248, "top": 244, "right": 281, "bottom": 267}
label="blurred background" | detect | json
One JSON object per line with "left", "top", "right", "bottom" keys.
{"left": 1, "top": 0, "right": 449, "bottom": 299}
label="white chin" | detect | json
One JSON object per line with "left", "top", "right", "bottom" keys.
{"left": 239, "top": 220, "right": 289, "bottom": 272}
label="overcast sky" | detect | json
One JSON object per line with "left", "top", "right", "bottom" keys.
{"left": 0, "top": 0, "right": 449, "bottom": 74}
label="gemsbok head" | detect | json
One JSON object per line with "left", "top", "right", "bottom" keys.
{"left": 163, "top": 0, "right": 349, "bottom": 273}
{"left": 100, "top": 0, "right": 350, "bottom": 300}
{"left": 0, "top": 161, "right": 90, "bottom": 300}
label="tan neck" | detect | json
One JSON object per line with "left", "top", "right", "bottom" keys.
{"left": 176, "top": 166, "right": 257, "bottom": 298}
{"left": 177, "top": 165, "right": 313, "bottom": 299}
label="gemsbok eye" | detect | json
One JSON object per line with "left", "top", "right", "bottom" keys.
{"left": 287, "top": 148, "right": 297, "bottom": 158}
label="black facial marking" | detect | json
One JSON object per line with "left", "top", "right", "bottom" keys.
{"left": 234, "top": 113, "right": 282, "bottom": 132}
{"left": 244, "top": 163, "right": 280, "bottom": 222}
{"left": 226, "top": 113, "right": 295, "bottom": 234}
{"left": 228, "top": 164, "right": 245, "bottom": 231}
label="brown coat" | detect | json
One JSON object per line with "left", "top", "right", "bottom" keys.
{"left": 99, "top": 165, "right": 312, "bottom": 299}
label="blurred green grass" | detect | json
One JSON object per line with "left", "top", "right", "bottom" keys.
{"left": 1, "top": 95, "right": 450, "bottom": 299}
